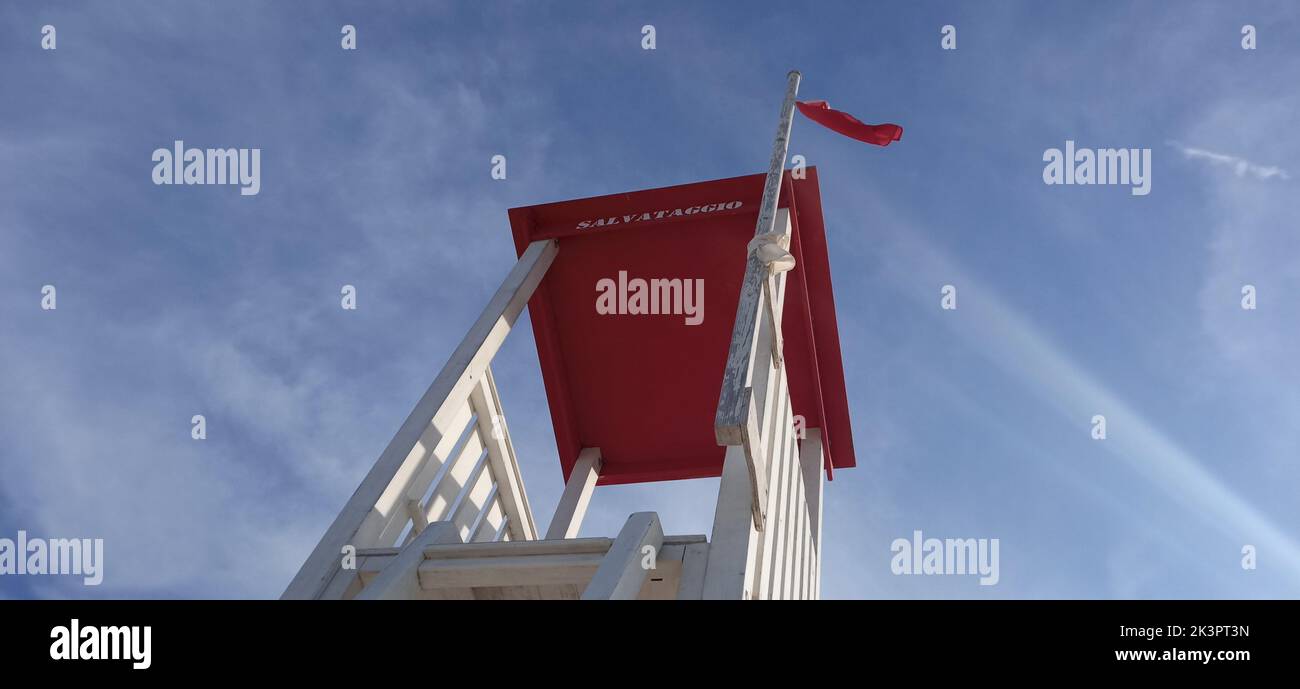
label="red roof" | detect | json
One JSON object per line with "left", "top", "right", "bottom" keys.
{"left": 508, "top": 168, "right": 854, "bottom": 485}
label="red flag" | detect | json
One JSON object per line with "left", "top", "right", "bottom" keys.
{"left": 796, "top": 100, "right": 902, "bottom": 147}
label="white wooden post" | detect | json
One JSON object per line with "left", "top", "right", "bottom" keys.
{"left": 283, "top": 239, "right": 557, "bottom": 600}
{"left": 800, "top": 429, "right": 824, "bottom": 599}
{"left": 701, "top": 446, "right": 759, "bottom": 599}
{"left": 545, "top": 447, "right": 602, "bottom": 540}
{"left": 355, "top": 522, "right": 461, "bottom": 600}
{"left": 581, "top": 512, "right": 664, "bottom": 600}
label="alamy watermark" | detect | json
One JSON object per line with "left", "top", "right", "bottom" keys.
{"left": 152, "top": 140, "right": 261, "bottom": 196}
{"left": 50, "top": 619, "right": 151, "bottom": 670}
{"left": 0, "top": 531, "right": 103, "bottom": 586}
{"left": 1043, "top": 140, "right": 1151, "bottom": 196}
{"left": 596, "top": 270, "right": 704, "bottom": 326}
{"left": 891, "top": 529, "right": 999, "bottom": 586}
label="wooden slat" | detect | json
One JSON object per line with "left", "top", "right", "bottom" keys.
{"left": 800, "top": 429, "right": 825, "bottom": 599}
{"left": 404, "top": 408, "right": 477, "bottom": 504}
{"left": 425, "top": 536, "right": 614, "bottom": 559}
{"left": 777, "top": 370, "right": 795, "bottom": 595}
{"left": 421, "top": 427, "right": 485, "bottom": 527}
{"left": 473, "top": 499, "right": 506, "bottom": 543}
{"left": 471, "top": 368, "right": 538, "bottom": 540}
{"left": 367, "top": 401, "right": 476, "bottom": 546}
{"left": 782, "top": 411, "right": 801, "bottom": 600}
{"left": 790, "top": 429, "right": 806, "bottom": 599}
{"left": 420, "top": 552, "right": 605, "bottom": 589}
{"left": 770, "top": 381, "right": 796, "bottom": 599}
{"left": 466, "top": 486, "right": 499, "bottom": 543}
{"left": 444, "top": 450, "right": 490, "bottom": 530}
{"left": 755, "top": 364, "right": 789, "bottom": 599}
{"left": 455, "top": 456, "right": 496, "bottom": 540}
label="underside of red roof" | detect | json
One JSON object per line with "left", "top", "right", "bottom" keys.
{"left": 508, "top": 168, "right": 854, "bottom": 486}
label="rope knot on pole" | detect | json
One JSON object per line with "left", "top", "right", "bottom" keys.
{"left": 747, "top": 233, "right": 796, "bottom": 275}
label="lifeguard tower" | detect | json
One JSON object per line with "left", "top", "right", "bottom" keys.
{"left": 283, "top": 72, "right": 856, "bottom": 600}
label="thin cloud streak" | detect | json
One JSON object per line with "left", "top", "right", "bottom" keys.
{"left": 1168, "top": 141, "right": 1290, "bottom": 181}
{"left": 869, "top": 216, "right": 1300, "bottom": 587}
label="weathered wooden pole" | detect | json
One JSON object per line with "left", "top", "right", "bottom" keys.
{"left": 714, "top": 70, "right": 801, "bottom": 529}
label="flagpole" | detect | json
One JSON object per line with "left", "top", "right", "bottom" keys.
{"left": 753, "top": 70, "right": 801, "bottom": 239}
{"left": 714, "top": 70, "right": 802, "bottom": 530}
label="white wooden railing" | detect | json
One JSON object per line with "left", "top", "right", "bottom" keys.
{"left": 704, "top": 207, "right": 824, "bottom": 600}
{"left": 282, "top": 240, "right": 556, "bottom": 600}
{"left": 373, "top": 365, "right": 530, "bottom": 549}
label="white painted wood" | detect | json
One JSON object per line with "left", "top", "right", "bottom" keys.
{"left": 637, "top": 544, "right": 686, "bottom": 600}
{"left": 800, "top": 429, "right": 824, "bottom": 600}
{"left": 376, "top": 403, "right": 477, "bottom": 547}
{"left": 752, "top": 365, "right": 782, "bottom": 599}
{"left": 788, "top": 424, "right": 803, "bottom": 599}
{"left": 405, "top": 498, "right": 429, "bottom": 539}
{"left": 318, "top": 562, "right": 363, "bottom": 600}
{"left": 400, "top": 405, "right": 478, "bottom": 506}
{"left": 740, "top": 359, "right": 830, "bottom": 600}
{"left": 717, "top": 209, "right": 794, "bottom": 530}
{"left": 656, "top": 543, "right": 685, "bottom": 568}
{"left": 473, "top": 498, "right": 505, "bottom": 543}
{"left": 381, "top": 403, "right": 474, "bottom": 520}
{"left": 420, "top": 537, "right": 614, "bottom": 565}
{"left": 785, "top": 412, "right": 804, "bottom": 599}
{"left": 774, "top": 400, "right": 797, "bottom": 599}
{"left": 702, "top": 447, "right": 760, "bottom": 599}
{"left": 419, "top": 427, "right": 485, "bottom": 532}
{"left": 469, "top": 584, "right": 584, "bottom": 601}
{"left": 760, "top": 361, "right": 813, "bottom": 600}
{"left": 406, "top": 424, "right": 477, "bottom": 526}
{"left": 737, "top": 392, "right": 768, "bottom": 530}
{"left": 471, "top": 368, "right": 538, "bottom": 540}
{"left": 444, "top": 450, "right": 490, "bottom": 530}
{"left": 355, "top": 522, "right": 461, "bottom": 600}
{"left": 676, "top": 541, "right": 710, "bottom": 600}
{"left": 545, "top": 447, "right": 602, "bottom": 540}
{"left": 788, "top": 424, "right": 804, "bottom": 599}
{"left": 421, "top": 552, "right": 606, "bottom": 589}
{"left": 356, "top": 535, "right": 705, "bottom": 599}
{"left": 466, "top": 485, "right": 499, "bottom": 543}
{"left": 283, "top": 239, "right": 557, "bottom": 600}
{"left": 454, "top": 453, "right": 496, "bottom": 541}
{"left": 581, "top": 512, "right": 664, "bottom": 600}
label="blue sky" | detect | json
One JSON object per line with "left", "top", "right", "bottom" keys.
{"left": 1, "top": 1, "right": 1297, "bottom": 598}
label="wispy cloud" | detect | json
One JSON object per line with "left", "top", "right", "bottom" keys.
{"left": 863, "top": 209, "right": 1300, "bottom": 591}
{"left": 1168, "top": 141, "right": 1290, "bottom": 181}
